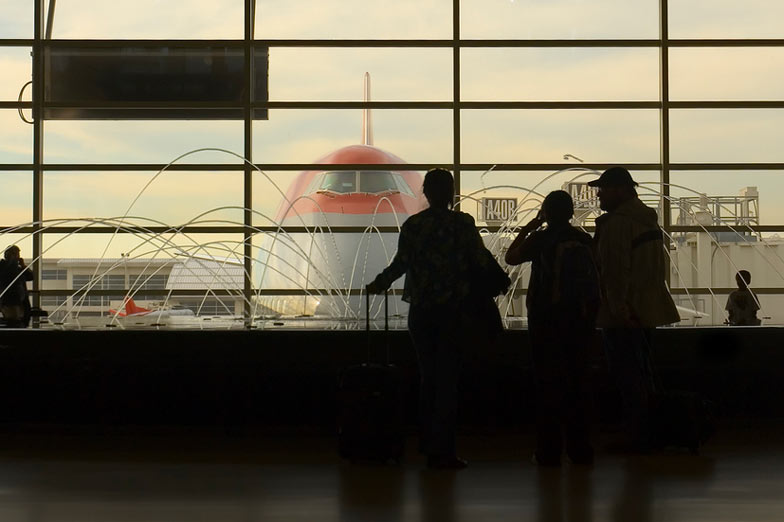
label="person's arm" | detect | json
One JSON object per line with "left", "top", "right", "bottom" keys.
{"left": 725, "top": 294, "right": 735, "bottom": 324}
{"left": 750, "top": 291, "right": 761, "bottom": 313}
{"left": 505, "top": 213, "right": 545, "bottom": 265}
{"left": 20, "top": 260, "right": 33, "bottom": 282}
{"left": 367, "top": 223, "right": 411, "bottom": 294}
{"left": 597, "top": 218, "right": 634, "bottom": 325}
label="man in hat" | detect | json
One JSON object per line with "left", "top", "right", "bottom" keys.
{"left": 589, "top": 167, "right": 679, "bottom": 452}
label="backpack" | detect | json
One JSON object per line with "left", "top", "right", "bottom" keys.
{"left": 539, "top": 233, "right": 600, "bottom": 319}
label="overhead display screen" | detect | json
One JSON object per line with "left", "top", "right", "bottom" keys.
{"left": 43, "top": 46, "right": 269, "bottom": 120}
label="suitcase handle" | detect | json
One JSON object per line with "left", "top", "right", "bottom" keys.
{"left": 365, "top": 288, "right": 389, "bottom": 364}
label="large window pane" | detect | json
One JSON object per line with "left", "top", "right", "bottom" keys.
{"left": 269, "top": 48, "right": 451, "bottom": 101}
{"left": 670, "top": 110, "right": 784, "bottom": 163}
{"left": 42, "top": 232, "right": 246, "bottom": 265}
{"left": 44, "top": 120, "right": 243, "bottom": 164}
{"left": 0, "top": 1, "right": 32, "bottom": 38}
{"left": 670, "top": 171, "right": 784, "bottom": 226}
{"left": 49, "top": 0, "right": 243, "bottom": 39}
{"left": 0, "top": 47, "right": 32, "bottom": 102}
{"left": 252, "top": 109, "right": 452, "bottom": 164}
{"left": 255, "top": 0, "right": 451, "bottom": 39}
{"left": 44, "top": 171, "right": 243, "bottom": 225}
{"left": 0, "top": 235, "right": 33, "bottom": 264}
{"left": 253, "top": 171, "right": 300, "bottom": 226}
{"left": 0, "top": 172, "right": 32, "bottom": 225}
{"left": 461, "top": 0, "right": 659, "bottom": 39}
{"left": 0, "top": 110, "right": 33, "bottom": 164}
{"left": 461, "top": 109, "right": 660, "bottom": 164}
{"left": 667, "top": 292, "right": 784, "bottom": 327}
{"left": 669, "top": 0, "right": 784, "bottom": 39}
{"left": 665, "top": 293, "right": 737, "bottom": 327}
{"left": 39, "top": 243, "right": 246, "bottom": 326}
{"left": 462, "top": 48, "right": 659, "bottom": 102}
{"left": 670, "top": 49, "right": 784, "bottom": 101}
{"left": 251, "top": 228, "right": 408, "bottom": 318}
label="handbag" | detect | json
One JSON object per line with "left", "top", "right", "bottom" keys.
{"left": 465, "top": 247, "right": 511, "bottom": 338}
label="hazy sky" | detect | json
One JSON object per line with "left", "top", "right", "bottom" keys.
{"left": 2, "top": 0, "right": 784, "bottom": 250}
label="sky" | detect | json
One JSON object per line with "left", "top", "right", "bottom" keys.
{"left": 2, "top": 0, "right": 784, "bottom": 254}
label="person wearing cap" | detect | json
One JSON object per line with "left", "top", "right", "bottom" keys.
{"left": 589, "top": 167, "right": 679, "bottom": 452}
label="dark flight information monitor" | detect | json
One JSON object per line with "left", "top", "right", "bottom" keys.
{"left": 43, "top": 45, "right": 268, "bottom": 120}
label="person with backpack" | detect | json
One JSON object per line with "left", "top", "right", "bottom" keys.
{"left": 505, "top": 190, "right": 599, "bottom": 466}
{"left": 588, "top": 167, "right": 680, "bottom": 453}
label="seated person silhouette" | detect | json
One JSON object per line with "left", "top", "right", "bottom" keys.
{"left": 725, "top": 270, "right": 761, "bottom": 326}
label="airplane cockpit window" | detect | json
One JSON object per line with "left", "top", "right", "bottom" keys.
{"left": 319, "top": 171, "right": 356, "bottom": 193}
{"left": 359, "top": 171, "right": 399, "bottom": 194}
{"left": 393, "top": 174, "right": 416, "bottom": 197}
{"left": 309, "top": 170, "right": 416, "bottom": 196}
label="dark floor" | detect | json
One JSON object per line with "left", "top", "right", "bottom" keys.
{"left": 0, "top": 422, "right": 781, "bottom": 522}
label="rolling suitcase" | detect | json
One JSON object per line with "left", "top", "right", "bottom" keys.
{"left": 338, "top": 290, "right": 405, "bottom": 463}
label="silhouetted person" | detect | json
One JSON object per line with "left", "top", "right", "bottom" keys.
{"left": 368, "top": 168, "right": 495, "bottom": 470}
{"left": 725, "top": 270, "right": 760, "bottom": 326}
{"left": 589, "top": 167, "right": 679, "bottom": 453}
{"left": 0, "top": 245, "right": 33, "bottom": 328}
{"left": 506, "top": 190, "right": 598, "bottom": 466}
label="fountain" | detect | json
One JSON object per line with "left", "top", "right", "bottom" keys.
{"left": 2, "top": 150, "right": 783, "bottom": 329}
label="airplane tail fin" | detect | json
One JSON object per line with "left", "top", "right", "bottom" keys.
{"left": 361, "top": 72, "right": 373, "bottom": 146}
{"left": 110, "top": 297, "right": 152, "bottom": 317}
{"left": 124, "top": 298, "right": 151, "bottom": 315}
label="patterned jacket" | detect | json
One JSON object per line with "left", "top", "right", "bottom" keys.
{"left": 371, "top": 207, "right": 491, "bottom": 308}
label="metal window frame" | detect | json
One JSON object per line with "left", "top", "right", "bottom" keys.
{"left": 2, "top": 0, "right": 784, "bottom": 305}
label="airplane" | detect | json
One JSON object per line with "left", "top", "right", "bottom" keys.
{"left": 254, "top": 73, "right": 426, "bottom": 318}
{"left": 109, "top": 297, "right": 196, "bottom": 320}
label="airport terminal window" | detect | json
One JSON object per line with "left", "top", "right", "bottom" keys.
{"left": 135, "top": 274, "right": 168, "bottom": 291}
{"left": 70, "top": 275, "right": 125, "bottom": 307}
{"left": 42, "top": 270, "right": 67, "bottom": 281}
{"left": 178, "top": 298, "right": 234, "bottom": 316}
{"left": 40, "top": 296, "right": 66, "bottom": 307}
{"left": 4, "top": 0, "right": 784, "bottom": 328}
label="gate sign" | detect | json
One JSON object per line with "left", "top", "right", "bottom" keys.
{"left": 564, "top": 182, "right": 599, "bottom": 209}
{"left": 480, "top": 198, "right": 518, "bottom": 223}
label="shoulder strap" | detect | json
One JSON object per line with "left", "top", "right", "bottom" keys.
{"left": 631, "top": 228, "right": 664, "bottom": 250}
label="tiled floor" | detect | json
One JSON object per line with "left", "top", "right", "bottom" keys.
{"left": 0, "top": 423, "right": 780, "bottom": 521}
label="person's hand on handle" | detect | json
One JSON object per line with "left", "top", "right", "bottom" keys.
{"left": 366, "top": 281, "right": 385, "bottom": 295}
